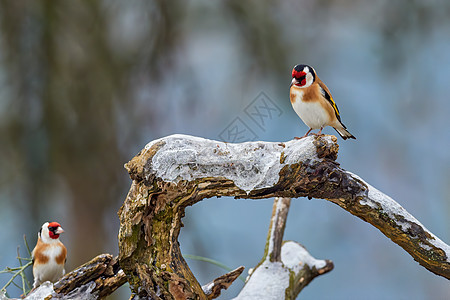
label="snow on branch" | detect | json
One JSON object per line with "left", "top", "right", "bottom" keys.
{"left": 233, "top": 197, "right": 333, "bottom": 299}
{"left": 118, "top": 134, "right": 450, "bottom": 299}
{"left": 23, "top": 254, "right": 126, "bottom": 299}
{"left": 202, "top": 266, "right": 245, "bottom": 299}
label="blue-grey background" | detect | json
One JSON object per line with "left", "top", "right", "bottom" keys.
{"left": 0, "top": 1, "right": 449, "bottom": 299}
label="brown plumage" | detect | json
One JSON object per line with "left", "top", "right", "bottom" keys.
{"left": 32, "top": 222, "right": 67, "bottom": 288}
{"left": 290, "top": 64, "right": 355, "bottom": 140}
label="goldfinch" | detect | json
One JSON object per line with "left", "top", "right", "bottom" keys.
{"left": 31, "top": 222, "right": 67, "bottom": 288}
{"left": 290, "top": 64, "right": 356, "bottom": 140}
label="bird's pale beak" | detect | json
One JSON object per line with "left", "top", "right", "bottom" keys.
{"left": 290, "top": 77, "right": 297, "bottom": 87}
{"left": 55, "top": 227, "right": 64, "bottom": 234}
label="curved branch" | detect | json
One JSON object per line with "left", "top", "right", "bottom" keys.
{"left": 118, "top": 134, "right": 449, "bottom": 298}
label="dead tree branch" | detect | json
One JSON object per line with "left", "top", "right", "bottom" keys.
{"left": 118, "top": 134, "right": 450, "bottom": 299}
{"left": 24, "top": 254, "right": 126, "bottom": 299}
{"left": 202, "top": 266, "right": 245, "bottom": 299}
{"left": 53, "top": 254, "right": 126, "bottom": 298}
{"left": 233, "top": 197, "right": 333, "bottom": 299}
{"left": 268, "top": 197, "right": 291, "bottom": 263}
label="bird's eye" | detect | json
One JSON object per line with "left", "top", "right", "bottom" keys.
{"left": 48, "top": 226, "right": 55, "bottom": 231}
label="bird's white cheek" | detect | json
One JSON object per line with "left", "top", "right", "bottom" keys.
{"left": 305, "top": 73, "right": 314, "bottom": 87}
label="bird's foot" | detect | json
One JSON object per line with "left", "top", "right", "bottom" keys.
{"left": 294, "top": 136, "right": 307, "bottom": 140}
{"left": 311, "top": 128, "right": 324, "bottom": 137}
{"left": 295, "top": 128, "right": 313, "bottom": 140}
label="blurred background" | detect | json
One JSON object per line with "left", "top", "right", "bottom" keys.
{"left": 0, "top": 0, "right": 449, "bottom": 299}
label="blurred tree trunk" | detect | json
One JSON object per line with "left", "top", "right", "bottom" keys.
{"left": 0, "top": 1, "right": 127, "bottom": 269}
{"left": 0, "top": 0, "right": 283, "bottom": 276}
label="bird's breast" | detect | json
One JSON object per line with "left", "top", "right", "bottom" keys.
{"left": 35, "top": 243, "right": 66, "bottom": 265}
{"left": 290, "top": 88, "right": 332, "bottom": 129}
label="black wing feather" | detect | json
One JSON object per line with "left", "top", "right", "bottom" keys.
{"left": 319, "top": 85, "right": 342, "bottom": 123}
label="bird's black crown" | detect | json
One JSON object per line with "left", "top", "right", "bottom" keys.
{"left": 293, "top": 64, "right": 315, "bottom": 81}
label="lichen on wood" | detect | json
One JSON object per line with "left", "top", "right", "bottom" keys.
{"left": 118, "top": 134, "right": 450, "bottom": 299}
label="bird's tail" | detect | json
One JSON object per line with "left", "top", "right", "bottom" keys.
{"left": 334, "top": 122, "right": 356, "bottom": 140}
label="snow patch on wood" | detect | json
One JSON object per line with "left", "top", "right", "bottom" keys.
{"left": 281, "top": 241, "right": 326, "bottom": 272}
{"left": 18, "top": 281, "right": 98, "bottom": 300}
{"left": 144, "top": 134, "right": 324, "bottom": 192}
{"left": 24, "top": 282, "right": 54, "bottom": 300}
{"left": 201, "top": 281, "right": 214, "bottom": 295}
{"left": 232, "top": 261, "right": 289, "bottom": 300}
{"left": 234, "top": 241, "right": 329, "bottom": 299}
{"left": 350, "top": 172, "right": 450, "bottom": 263}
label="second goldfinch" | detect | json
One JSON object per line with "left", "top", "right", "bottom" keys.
{"left": 32, "top": 221, "right": 67, "bottom": 288}
{"left": 290, "top": 64, "right": 355, "bottom": 140}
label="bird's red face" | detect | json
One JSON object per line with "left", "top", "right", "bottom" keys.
{"left": 292, "top": 69, "right": 307, "bottom": 86}
{"left": 290, "top": 64, "right": 315, "bottom": 88}
{"left": 47, "top": 222, "right": 64, "bottom": 239}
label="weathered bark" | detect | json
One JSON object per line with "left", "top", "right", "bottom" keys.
{"left": 53, "top": 254, "right": 126, "bottom": 298}
{"left": 202, "top": 266, "right": 245, "bottom": 299}
{"left": 24, "top": 254, "right": 126, "bottom": 299}
{"left": 118, "top": 134, "right": 450, "bottom": 299}
{"left": 268, "top": 197, "right": 291, "bottom": 263}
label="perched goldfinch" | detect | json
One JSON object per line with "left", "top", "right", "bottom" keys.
{"left": 290, "top": 64, "right": 355, "bottom": 140}
{"left": 32, "top": 222, "right": 67, "bottom": 288}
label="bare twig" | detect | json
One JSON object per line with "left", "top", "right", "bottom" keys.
{"left": 0, "top": 236, "right": 33, "bottom": 296}
{"left": 202, "top": 266, "right": 245, "bottom": 299}
{"left": 0, "top": 260, "right": 32, "bottom": 294}
{"left": 23, "top": 235, "right": 32, "bottom": 256}
{"left": 16, "top": 246, "right": 31, "bottom": 295}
